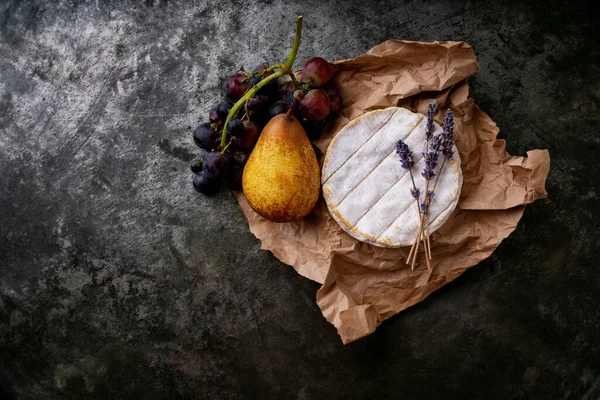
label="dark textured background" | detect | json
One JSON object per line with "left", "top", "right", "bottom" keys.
{"left": 1, "top": 0, "right": 598, "bottom": 399}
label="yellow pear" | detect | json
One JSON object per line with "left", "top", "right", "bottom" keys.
{"left": 242, "top": 113, "right": 320, "bottom": 222}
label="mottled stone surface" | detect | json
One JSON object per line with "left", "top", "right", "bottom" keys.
{"left": 0, "top": 0, "right": 598, "bottom": 399}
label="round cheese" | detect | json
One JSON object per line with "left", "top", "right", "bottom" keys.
{"left": 322, "top": 107, "right": 462, "bottom": 247}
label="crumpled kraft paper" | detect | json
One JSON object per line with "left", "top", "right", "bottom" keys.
{"left": 234, "top": 40, "right": 551, "bottom": 343}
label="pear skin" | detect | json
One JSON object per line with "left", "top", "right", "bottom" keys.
{"left": 242, "top": 114, "right": 320, "bottom": 222}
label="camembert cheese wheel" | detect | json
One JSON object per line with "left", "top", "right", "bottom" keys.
{"left": 322, "top": 107, "right": 462, "bottom": 247}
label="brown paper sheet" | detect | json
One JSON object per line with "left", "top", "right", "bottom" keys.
{"left": 235, "top": 40, "right": 551, "bottom": 343}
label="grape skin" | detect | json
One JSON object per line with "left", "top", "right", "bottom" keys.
{"left": 193, "top": 122, "right": 218, "bottom": 150}
{"left": 193, "top": 171, "right": 220, "bottom": 194}
{"left": 226, "top": 119, "right": 244, "bottom": 136}
{"left": 190, "top": 158, "right": 203, "bottom": 173}
{"left": 203, "top": 151, "right": 230, "bottom": 178}
{"left": 322, "top": 88, "right": 342, "bottom": 113}
{"left": 301, "top": 57, "right": 332, "bottom": 88}
{"left": 224, "top": 72, "right": 249, "bottom": 102}
{"left": 300, "top": 89, "right": 330, "bottom": 121}
{"left": 268, "top": 100, "right": 290, "bottom": 118}
{"left": 233, "top": 121, "right": 260, "bottom": 148}
{"left": 217, "top": 99, "right": 233, "bottom": 120}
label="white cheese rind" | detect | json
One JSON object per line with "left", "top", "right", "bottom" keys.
{"left": 322, "top": 107, "right": 462, "bottom": 248}
{"left": 321, "top": 108, "right": 397, "bottom": 184}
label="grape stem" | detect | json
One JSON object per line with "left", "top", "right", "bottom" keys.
{"left": 262, "top": 63, "right": 284, "bottom": 75}
{"left": 287, "top": 72, "right": 301, "bottom": 87}
{"left": 222, "top": 138, "right": 234, "bottom": 153}
{"left": 284, "top": 16, "right": 303, "bottom": 71}
{"left": 219, "top": 16, "right": 303, "bottom": 150}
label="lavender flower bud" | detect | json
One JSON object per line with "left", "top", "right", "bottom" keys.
{"left": 442, "top": 110, "right": 454, "bottom": 134}
{"left": 421, "top": 150, "right": 438, "bottom": 180}
{"left": 420, "top": 202, "right": 429, "bottom": 212}
{"left": 401, "top": 154, "right": 415, "bottom": 169}
{"left": 442, "top": 145, "right": 454, "bottom": 159}
{"left": 421, "top": 169, "right": 435, "bottom": 180}
{"left": 411, "top": 187, "right": 421, "bottom": 200}
{"left": 395, "top": 140, "right": 409, "bottom": 155}
{"left": 426, "top": 190, "right": 435, "bottom": 201}
{"left": 424, "top": 104, "right": 438, "bottom": 140}
{"left": 424, "top": 151, "right": 439, "bottom": 161}
{"left": 425, "top": 160, "right": 437, "bottom": 170}
{"left": 396, "top": 140, "right": 415, "bottom": 169}
{"left": 431, "top": 134, "right": 443, "bottom": 151}
{"left": 427, "top": 104, "right": 437, "bottom": 119}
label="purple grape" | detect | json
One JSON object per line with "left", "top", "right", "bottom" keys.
{"left": 209, "top": 108, "right": 223, "bottom": 125}
{"left": 253, "top": 64, "right": 278, "bottom": 96}
{"left": 322, "top": 88, "right": 342, "bottom": 113}
{"left": 230, "top": 150, "right": 250, "bottom": 165}
{"left": 281, "top": 81, "right": 296, "bottom": 100}
{"left": 190, "top": 158, "right": 203, "bottom": 173}
{"left": 224, "top": 72, "right": 248, "bottom": 102}
{"left": 301, "top": 118, "right": 324, "bottom": 141}
{"left": 253, "top": 63, "right": 273, "bottom": 77}
{"left": 247, "top": 95, "right": 268, "bottom": 113}
{"left": 300, "top": 89, "right": 330, "bottom": 121}
{"left": 193, "top": 122, "right": 218, "bottom": 150}
{"left": 233, "top": 121, "right": 260, "bottom": 148}
{"left": 268, "top": 100, "right": 289, "bottom": 118}
{"left": 217, "top": 99, "right": 233, "bottom": 120}
{"left": 285, "top": 91, "right": 295, "bottom": 105}
{"left": 248, "top": 75, "right": 261, "bottom": 88}
{"left": 227, "top": 165, "right": 244, "bottom": 191}
{"left": 203, "top": 151, "right": 230, "bottom": 177}
{"left": 193, "top": 171, "right": 220, "bottom": 194}
{"left": 301, "top": 57, "right": 332, "bottom": 88}
{"left": 226, "top": 119, "right": 244, "bottom": 136}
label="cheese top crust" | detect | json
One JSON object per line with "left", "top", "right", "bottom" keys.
{"left": 321, "top": 107, "right": 463, "bottom": 247}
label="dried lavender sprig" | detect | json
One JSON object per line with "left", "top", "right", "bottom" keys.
{"left": 396, "top": 139, "right": 422, "bottom": 200}
{"left": 410, "top": 103, "right": 439, "bottom": 264}
{"left": 420, "top": 108, "right": 457, "bottom": 259}
{"left": 411, "top": 106, "right": 452, "bottom": 264}
{"left": 409, "top": 103, "right": 446, "bottom": 266}
{"left": 424, "top": 110, "right": 455, "bottom": 208}
{"left": 395, "top": 140, "right": 415, "bottom": 170}
{"left": 421, "top": 109, "right": 455, "bottom": 191}
{"left": 422, "top": 104, "right": 442, "bottom": 182}
{"left": 396, "top": 138, "right": 428, "bottom": 268}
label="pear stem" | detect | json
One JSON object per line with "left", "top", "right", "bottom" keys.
{"left": 219, "top": 16, "right": 303, "bottom": 151}
{"left": 285, "top": 99, "right": 298, "bottom": 121}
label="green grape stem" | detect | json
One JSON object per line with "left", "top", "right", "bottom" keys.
{"left": 287, "top": 72, "right": 300, "bottom": 87}
{"left": 262, "top": 63, "right": 285, "bottom": 75}
{"left": 284, "top": 16, "right": 303, "bottom": 72}
{"left": 220, "top": 16, "right": 303, "bottom": 151}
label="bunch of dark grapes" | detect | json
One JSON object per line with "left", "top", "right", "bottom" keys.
{"left": 191, "top": 57, "right": 342, "bottom": 195}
